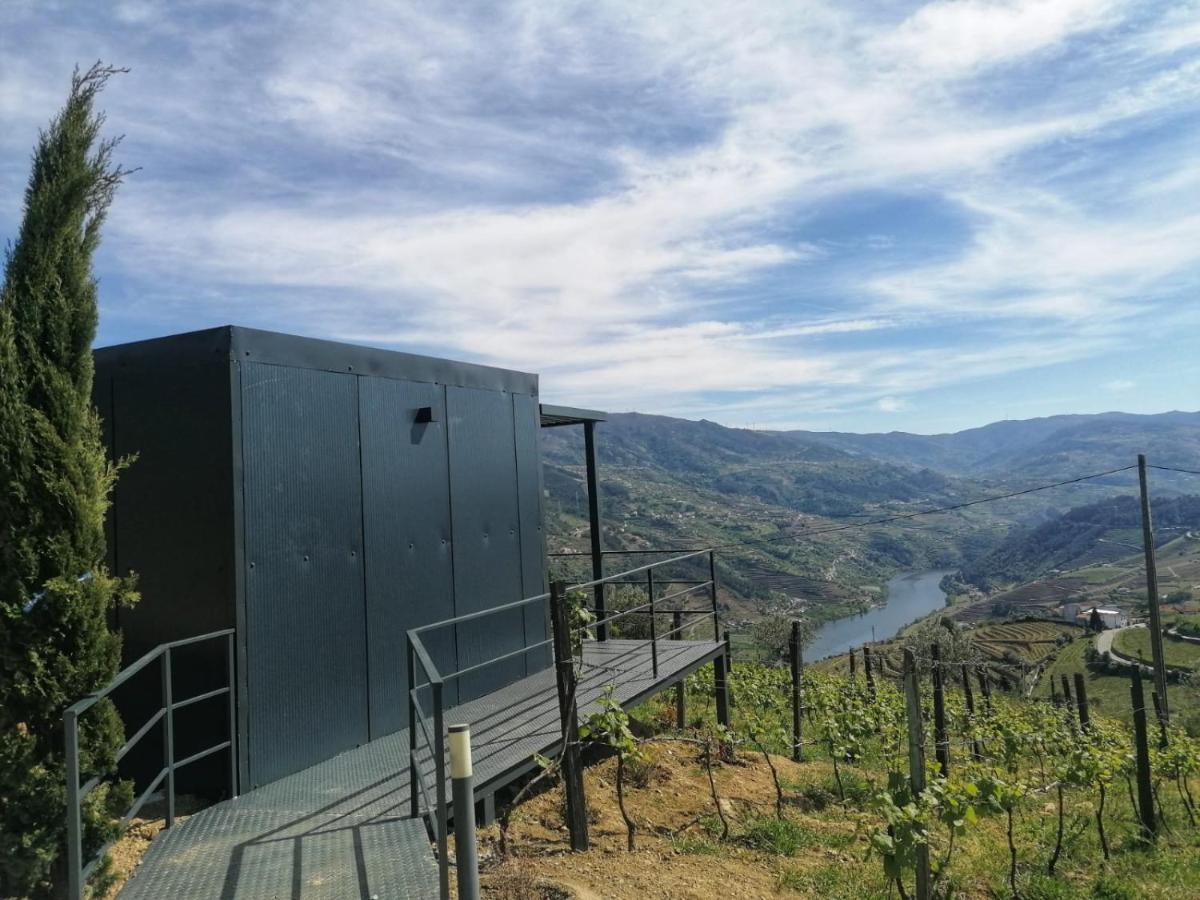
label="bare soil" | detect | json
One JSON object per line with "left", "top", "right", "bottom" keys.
{"left": 466, "top": 742, "right": 860, "bottom": 899}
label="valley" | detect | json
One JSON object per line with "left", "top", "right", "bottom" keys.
{"left": 542, "top": 409, "right": 1200, "bottom": 639}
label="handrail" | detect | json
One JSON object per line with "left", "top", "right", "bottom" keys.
{"left": 405, "top": 546, "right": 722, "bottom": 900}
{"left": 548, "top": 548, "right": 700, "bottom": 556}
{"left": 410, "top": 591, "right": 550, "bottom": 637}
{"left": 64, "top": 628, "right": 237, "bottom": 900}
{"left": 65, "top": 627, "right": 234, "bottom": 717}
{"left": 562, "top": 548, "right": 712, "bottom": 594}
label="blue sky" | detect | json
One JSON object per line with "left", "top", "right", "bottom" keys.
{"left": 2, "top": 1, "right": 1198, "bottom": 433}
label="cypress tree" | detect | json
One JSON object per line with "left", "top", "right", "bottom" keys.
{"left": 0, "top": 63, "right": 137, "bottom": 897}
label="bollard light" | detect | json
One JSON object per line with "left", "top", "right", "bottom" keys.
{"left": 448, "top": 724, "right": 479, "bottom": 900}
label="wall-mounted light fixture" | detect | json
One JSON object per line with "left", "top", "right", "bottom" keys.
{"left": 415, "top": 406, "right": 439, "bottom": 423}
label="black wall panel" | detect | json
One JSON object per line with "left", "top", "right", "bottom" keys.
{"left": 447, "top": 386, "right": 527, "bottom": 700}
{"left": 110, "top": 363, "right": 236, "bottom": 658}
{"left": 99, "top": 358, "right": 236, "bottom": 793}
{"left": 241, "top": 362, "right": 368, "bottom": 787}
{"left": 513, "top": 393, "right": 550, "bottom": 669}
{"left": 359, "top": 377, "right": 458, "bottom": 736}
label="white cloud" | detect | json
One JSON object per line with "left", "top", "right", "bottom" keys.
{"left": 872, "top": 0, "right": 1120, "bottom": 76}
{"left": 3, "top": 0, "right": 1198, "bottom": 429}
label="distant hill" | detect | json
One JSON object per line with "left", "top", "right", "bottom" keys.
{"left": 797, "top": 411, "right": 1200, "bottom": 481}
{"left": 958, "top": 494, "right": 1200, "bottom": 589}
{"left": 539, "top": 408, "right": 1200, "bottom": 619}
{"left": 541, "top": 412, "right": 965, "bottom": 517}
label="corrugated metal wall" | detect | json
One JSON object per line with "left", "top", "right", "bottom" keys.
{"left": 446, "top": 386, "right": 529, "bottom": 701}
{"left": 359, "top": 377, "right": 458, "bottom": 735}
{"left": 96, "top": 355, "right": 237, "bottom": 791}
{"left": 241, "top": 363, "right": 369, "bottom": 787}
{"left": 513, "top": 393, "right": 550, "bottom": 668}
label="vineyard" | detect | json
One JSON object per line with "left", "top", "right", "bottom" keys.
{"left": 478, "top": 656, "right": 1200, "bottom": 899}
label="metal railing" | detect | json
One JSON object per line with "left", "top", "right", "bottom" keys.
{"left": 405, "top": 548, "right": 721, "bottom": 898}
{"left": 63, "top": 629, "right": 237, "bottom": 900}
{"left": 406, "top": 590, "right": 551, "bottom": 899}
{"left": 561, "top": 548, "right": 720, "bottom": 677}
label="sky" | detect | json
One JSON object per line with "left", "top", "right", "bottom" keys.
{"left": 1, "top": 1, "right": 1198, "bottom": 434}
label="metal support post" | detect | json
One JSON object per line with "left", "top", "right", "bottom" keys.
{"left": 673, "top": 611, "right": 685, "bottom": 728}
{"left": 226, "top": 632, "right": 238, "bottom": 797}
{"left": 584, "top": 421, "right": 606, "bottom": 640}
{"left": 647, "top": 568, "right": 658, "bottom": 677}
{"left": 408, "top": 638, "right": 420, "bottom": 819}
{"left": 449, "top": 724, "right": 480, "bottom": 900}
{"left": 714, "top": 644, "right": 730, "bottom": 727}
{"left": 65, "top": 710, "right": 82, "bottom": 900}
{"left": 433, "top": 681, "right": 450, "bottom": 897}
{"left": 162, "top": 646, "right": 175, "bottom": 827}
{"left": 709, "top": 551, "right": 720, "bottom": 642}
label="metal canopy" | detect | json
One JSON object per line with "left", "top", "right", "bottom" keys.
{"left": 537, "top": 402, "right": 609, "bottom": 636}
{"left": 538, "top": 403, "right": 607, "bottom": 428}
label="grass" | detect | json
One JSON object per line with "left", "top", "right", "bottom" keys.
{"left": 1113, "top": 627, "right": 1200, "bottom": 672}
{"left": 1036, "top": 634, "right": 1200, "bottom": 734}
{"left": 739, "top": 814, "right": 824, "bottom": 855}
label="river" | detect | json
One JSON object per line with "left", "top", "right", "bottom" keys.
{"left": 805, "top": 569, "right": 954, "bottom": 662}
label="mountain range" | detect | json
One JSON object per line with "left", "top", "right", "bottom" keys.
{"left": 540, "top": 409, "right": 1200, "bottom": 621}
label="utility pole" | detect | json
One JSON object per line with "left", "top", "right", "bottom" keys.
{"left": 1138, "top": 454, "right": 1169, "bottom": 725}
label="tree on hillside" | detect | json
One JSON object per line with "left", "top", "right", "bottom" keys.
{"left": 0, "top": 63, "right": 137, "bottom": 897}
{"left": 1089, "top": 608, "right": 1104, "bottom": 632}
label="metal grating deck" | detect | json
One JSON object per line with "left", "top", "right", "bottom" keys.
{"left": 117, "top": 638, "right": 723, "bottom": 899}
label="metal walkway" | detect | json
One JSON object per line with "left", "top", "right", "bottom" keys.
{"left": 117, "top": 638, "right": 722, "bottom": 899}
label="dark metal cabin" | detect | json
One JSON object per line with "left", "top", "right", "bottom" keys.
{"left": 94, "top": 326, "right": 549, "bottom": 789}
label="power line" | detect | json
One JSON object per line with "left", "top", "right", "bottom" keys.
{"left": 710, "top": 464, "right": 1139, "bottom": 551}
{"left": 1149, "top": 464, "right": 1200, "bottom": 477}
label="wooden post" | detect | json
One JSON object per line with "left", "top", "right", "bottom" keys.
{"left": 790, "top": 620, "right": 803, "bottom": 762}
{"left": 1130, "top": 666, "right": 1156, "bottom": 840}
{"left": 1073, "top": 672, "right": 1091, "bottom": 733}
{"left": 903, "top": 650, "right": 932, "bottom": 900}
{"left": 962, "top": 664, "right": 982, "bottom": 761}
{"left": 863, "top": 645, "right": 876, "bottom": 699}
{"left": 549, "top": 581, "right": 589, "bottom": 850}
{"left": 849, "top": 646, "right": 857, "bottom": 682}
{"left": 1138, "top": 454, "right": 1170, "bottom": 724}
{"left": 976, "top": 667, "right": 992, "bottom": 715}
{"left": 1060, "top": 674, "right": 1075, "bottom": 727}
{"left": 1051, "top": 680, "right": 1060, "bottom": 706}
{"left": 931, "top": 643, "right": 949, "bottom": 778}
{"left": 673, "top": 610, "right": 685, "bottom": 729}
{"left": 1152, "top": 692, "right": 1169, "bottom": 750}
